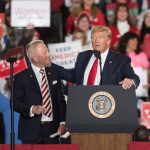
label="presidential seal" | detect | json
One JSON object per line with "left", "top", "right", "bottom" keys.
{"left": 88, "top": 91, "right": 115, "bottom": 118}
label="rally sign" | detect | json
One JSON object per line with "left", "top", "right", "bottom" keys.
{"left": 48, "top": 40, "right": 82, "bottom": 69}
{"left": 0, "top": 46, "right": 27, "bottom": 79}
{"left": 141, "top": 102, "right": 150, "bottom": 129}
{"left": 11, "top": 0, "right": 50, "bottom": 27}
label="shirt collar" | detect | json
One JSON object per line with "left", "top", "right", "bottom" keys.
{"left": 31, "top": 63, "right": 45, "bottom": 74}
{"left": 101, "top": 48, "right": 109, "bottom": 60}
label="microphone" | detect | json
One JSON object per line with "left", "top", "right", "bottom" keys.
{"left": 93, "top": 50, "right": 102, "bottom": 84}
{"left": 93, "top": 50, "right": 102, "bottom": 73}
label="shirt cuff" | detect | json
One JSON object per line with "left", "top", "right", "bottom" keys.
{"left": 30, "top": 105, "right": 34, "bottom": 117}
{"left": 60, "top": 122, "right": 65, "bottom": 125}
{"left": 131, "top": 79, "right": 136, "bottom": 87}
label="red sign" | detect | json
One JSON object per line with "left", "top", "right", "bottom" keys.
{"left": 141, "top": 102, "right": 150, "bottom": 129}
{"left": 0, "top": 144, "right": 79, "bottom": 150}
{"left": 0, "top": 46, "right": 27, "bottom": 79}
{"left": 0, "top": 13, "right": 5, "bottom": 37}
{"left": 0, "top": 58, "right": 27, "bottom": 79}
{"left": 128, "top": 142, "right": 150, "bottom": 150}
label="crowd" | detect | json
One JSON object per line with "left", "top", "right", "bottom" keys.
{"left": 0, "top": 0, "right": 150, "bottom": 144}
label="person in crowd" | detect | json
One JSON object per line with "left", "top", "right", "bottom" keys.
{"left": 117, "top": 32, "right": 149, "bottom": 116}
{"left": 109, "top": 3, "right": 139, "bottom": 50}
{"left": 65, "top": 0, "right": 106, "bottom": 35}
{"left": 140, "top": 9, "right": 150, "bottom": 60}
{"left": 118, "top": 32, "right": 149, "bottom": 69}
{"left": 0, "top": 78, "right": 21, "bottom": 144}
{"left": 75, "top": 13, "right": 91, "bottom": 45}
{"left": 105, "top": 0, "right": 140, "bottom": 26}
{"left": 65, "top": 13, "right": 92, "bottom": 50}
{"left": 72, "top": 29, "right": 93, "bottom": 50}
{"left": 55, "top": 25, "right": 140, "bottom": 89}
{"left": 13, "top": 40, "right": 66, "bottom": 144}
{"left": 133, "top": 125, "right": 149, "bottom": 141}
{"left": 0, "top": 23, "right": 9, "bottom": 53}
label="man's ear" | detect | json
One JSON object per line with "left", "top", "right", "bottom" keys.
{"left": 107, "top": 39, "right": 111, "bottom": 45}
{"left": 32, "top": 56, "right": 38, "bottom": 63}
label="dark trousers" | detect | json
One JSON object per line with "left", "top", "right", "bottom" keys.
{"left": 22, "top": 122, "right": 59, "bottom": 144}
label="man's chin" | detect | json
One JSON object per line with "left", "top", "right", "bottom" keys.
{"left": 46, "top": 61, "right": 51, "bottom": 67}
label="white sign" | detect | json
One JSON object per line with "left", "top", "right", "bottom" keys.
{"left": 134, "top": 67, "right": 148, "bottom": 97}
{"left": 48, "top": 40, "right": 82, "bottom": 69}
{"left": 11, "top": 0, "right": 50, "bottom": 27}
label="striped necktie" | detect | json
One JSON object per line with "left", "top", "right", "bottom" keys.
{"left": 40, "top": 69, "right": 52, "bottom": 117}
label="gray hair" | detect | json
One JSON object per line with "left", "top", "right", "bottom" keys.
{"left": 26, "top": 40, "right": 44, "bottom": 60}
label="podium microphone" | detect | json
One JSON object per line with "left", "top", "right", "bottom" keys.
{"left": 93, "top": 50, "right": 102, "bottom": 76}
{"left": 93, "top": 50, "right": 102, "bottom": 85}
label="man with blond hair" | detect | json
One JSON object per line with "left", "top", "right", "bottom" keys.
{"left": 56, "top": 25, "right": 140, "bottom": 89}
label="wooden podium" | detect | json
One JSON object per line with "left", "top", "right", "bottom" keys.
{"left": 71, "top": 133, "right": 132, "bottom": 150}
{"left": 67, "top": 86, "right": 138, "bottom": 150}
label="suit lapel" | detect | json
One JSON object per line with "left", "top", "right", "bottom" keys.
{"left": 27, "top": 67, "right": 41, "bottom": 93}
{"left": 101, "top": 50, "right": 114, "bottom": 84}
{"left": 79, "top": 51, "right": 93, "bottom": 84}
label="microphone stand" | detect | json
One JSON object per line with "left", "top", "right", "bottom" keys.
{"left": 98, "top": 51, "right": 102, "bottom": 85}
{"left": 6, "top": 57, "right": 17, "bottom": 150}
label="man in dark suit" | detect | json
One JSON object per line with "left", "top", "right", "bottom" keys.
{"left": 13, "top": 40, "right": 66, "bottom": 144}
{"left": 56, "top": 25, "right": 140, "bottom": 89}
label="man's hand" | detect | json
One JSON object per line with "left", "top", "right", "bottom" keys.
{"left": 32, "top": 105, "right": 45, "bottom": 115}
{"left": 119, "top": 78, "right": 134, "bottom": 90}
{"left": 58, "top": 124, "right": 66, "bottom": 135}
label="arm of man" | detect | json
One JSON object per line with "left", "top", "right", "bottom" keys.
{"left": 13, "top": 70, "right": 43, "bottom": 117}
{"left": 52, "top": 63, "right": 76, "bottom": 83}
{"left": 119, "top": 56, "right": 140, "bottom": 89}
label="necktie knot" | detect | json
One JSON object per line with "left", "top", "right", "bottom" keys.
{"left": 40, "top": 69, "right": 45, "bottom": 75}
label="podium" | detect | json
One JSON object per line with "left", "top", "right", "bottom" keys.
{"left": 66, "top": 85, "right": 138, "bottom": 150}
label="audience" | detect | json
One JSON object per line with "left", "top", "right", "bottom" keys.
{"left": 140, "top": 9, "right": 150, "bottom": 60}
{"left": 65, "top": 0, "right": 106, "bottom": 35}
{"left": 133, "top": 125, "right": 149, "bottom": 141}
{"left": 109, "top": 3, "right": 139, "bottom": 50}
{"left": 0, "top": 0, "right": 150, "bottom": 144}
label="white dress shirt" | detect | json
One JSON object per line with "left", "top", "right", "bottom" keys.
{"left": 30, "top": 63, "right": 53, "bottom": 122}
{"left": 83, "top": 49, "right": 109, "bottom": 85}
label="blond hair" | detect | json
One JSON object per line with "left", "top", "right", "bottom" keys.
{"left": 91, "top": 26, "right": 111, "bottom": 40}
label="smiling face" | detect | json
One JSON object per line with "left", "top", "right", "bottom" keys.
{"left": 91, "top": 30, "right": 111, "bottom": 53}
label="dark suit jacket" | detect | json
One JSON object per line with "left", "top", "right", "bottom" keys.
{"left": 13, "top": 64, "right": 66, "bottom": 141}
{"left": 55, "top": 50, "right": 140, "bottom": 87}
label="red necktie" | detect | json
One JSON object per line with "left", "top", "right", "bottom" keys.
{"left": 40, "top": 69, "right": 52, "bottom": 117}
{"left": 87, "top": 58, "right": 99, "bottom": 85}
